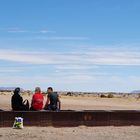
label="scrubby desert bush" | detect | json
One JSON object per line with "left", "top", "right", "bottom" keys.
{"left": 67, "top": 92, "right": 73, "bottom": 96}
{"left": 137, "top": 93, "right": 140, "bottom": 99}
{"left": 100, "top": 94, "right": 107, "bottom": 98}
{"left": 107, "top": 93, "right": 114, "bottom": 98}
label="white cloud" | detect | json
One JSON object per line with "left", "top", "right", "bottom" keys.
{"left": 39, "top": 30, "right": 56, "bottom": 34}
{"left": 7, "top": 30, "right": 28, "bottom": 33}
{"left": 33, "top": 36, "right": 89, "bottom": 41}
{"left": 0, "top": 45, "right": 140, "bottom": 92}
{"left": 0, "top": 69, "right": 22, "bottom": 73}
{"left": 0, "top": 49, "right": 53, "bottom": 64}
{"left": 0, "top": 73, "right": 140, "bottom": 92}
{"left": 55, "top": 65, "right": 99, "bottom": 70}
{"left": 0, "top": 27, "right": 19, "bottom": 31}
{"left": 0, "top": 27, "right": 89, "bottom": 41}
{"left": 0, "top": 27, "right": 56, "bottom": 34}
{"left": 1, "top": 46, "right": 140, "bottom": 66}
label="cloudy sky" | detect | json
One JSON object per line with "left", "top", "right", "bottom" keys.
{"left": 0, "top": 0, "right": 140, "bottom": 92}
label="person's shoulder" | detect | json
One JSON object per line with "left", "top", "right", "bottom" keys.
{"left": 52, "top": 92, "right": 58, "bottom": 94}
{"left": 52, "top": 92, "right": 58, "bottom": 97}
{"left": 54, "top": 92, "right": 58, "bottom": 96}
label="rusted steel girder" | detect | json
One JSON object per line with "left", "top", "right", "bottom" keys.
{"left": 0, "top": 110, "right": 140, "bottom": 127}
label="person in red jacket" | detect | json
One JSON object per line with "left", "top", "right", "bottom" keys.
{"left": 30, "top": 87, "right": 44, "bottom": 111}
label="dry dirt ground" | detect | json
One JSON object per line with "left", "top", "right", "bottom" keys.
{"left": 0, "top": 126, "right": 140, "bottom": 140}
{"left": 1, "top": 94, "right": 140, "bottom": 110}
{"left": 0, "top": 94, "right": 140, "bottom": 140}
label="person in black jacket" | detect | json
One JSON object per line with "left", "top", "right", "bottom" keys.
{"left": 11, "top": 87, "right": 29, "bottom": 111}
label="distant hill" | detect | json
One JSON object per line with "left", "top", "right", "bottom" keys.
{"left": 131, "top": 90, "right": 140, "bottom": 94}
{"left": 0, "top": 87, "right": 23, "bottom": 92}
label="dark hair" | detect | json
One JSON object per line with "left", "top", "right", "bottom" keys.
{"left": 14, "top": 87, "right": 20, "bottom": 94}
{"left": 47, "top": 87, "right": 53, "bottom": 91}
{"left": 35, "top": 87, "right": 41, "bottom": 93}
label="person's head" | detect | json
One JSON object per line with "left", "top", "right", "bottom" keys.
{"left": 14, "top": 87, "right": 20, "bottom": 95}
{"left": 35, "top": 87, "right": 41, "bottom": 93}
{"left": 47, "top": 87, "right": 53, "bottom": 94}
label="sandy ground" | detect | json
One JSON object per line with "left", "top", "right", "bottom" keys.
{"left": 1, "top": 94, "right": 140, "bottom": 110}
{"left": 1, "top": 94, "right": 140, "bottom": 140}
{"left": 0, "top": 126, "right": 140, "bottom": 140}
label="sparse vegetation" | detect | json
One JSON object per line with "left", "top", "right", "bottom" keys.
{"left": 100, "top": 93, "right": 114, "bottom": 98}
{"left": 100, "top": 94, "right": 107, "bottom": 98}
{"left": 137, "top": 93, "right": 140, "bottom": 100}
{"left": 107, "top": 93, "right": 114, "bottom": 98}
{"left": 67, "top": 92, "right": 73, "bottom": 96}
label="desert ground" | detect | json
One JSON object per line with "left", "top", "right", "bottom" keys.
{"left": 1, "top": 93, "right": 140, "bottom": 140}
{"left": 0, "top": 93, "right": 140, "bottom": 110}
{"left": 0, "top": 126, "right": 140, "bottom": 140}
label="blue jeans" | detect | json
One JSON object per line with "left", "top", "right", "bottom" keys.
{"left": 44, "top": 104, "right": 60, "bottom": 111}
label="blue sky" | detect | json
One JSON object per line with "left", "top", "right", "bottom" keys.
{"left": 0, "top": 0, "right": 140, "bottom": 92}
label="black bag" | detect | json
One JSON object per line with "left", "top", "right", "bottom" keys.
{"left": 23, "top": 100, "right": 29, "bottom": 111}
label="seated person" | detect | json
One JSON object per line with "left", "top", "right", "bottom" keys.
{"left": 30, "top": 87, "right": 44, "bottom": 111}
{"left": 44, "top": 87, "right": 61, "bottom": 111}
{"left": 11, "top": 87, "right": 29, "bottom": 111}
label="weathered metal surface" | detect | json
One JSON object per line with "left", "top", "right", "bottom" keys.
{"left": 0, "top": 110, "right": 140, "bottom": 127}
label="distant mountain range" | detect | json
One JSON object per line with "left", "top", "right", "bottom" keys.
{"left": 131, "top": 90, "right": 140, "bottom": 94}
{"left": 0, "top": 87, "right": 23, "bottom": 91}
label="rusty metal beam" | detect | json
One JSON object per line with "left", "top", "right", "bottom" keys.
{"left": 0, "top": 110, "right": 140, "bottom": 127}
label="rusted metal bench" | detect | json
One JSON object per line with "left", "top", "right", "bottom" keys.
{"left": 0, "top": 110, "right": 140, "bottom": 127}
